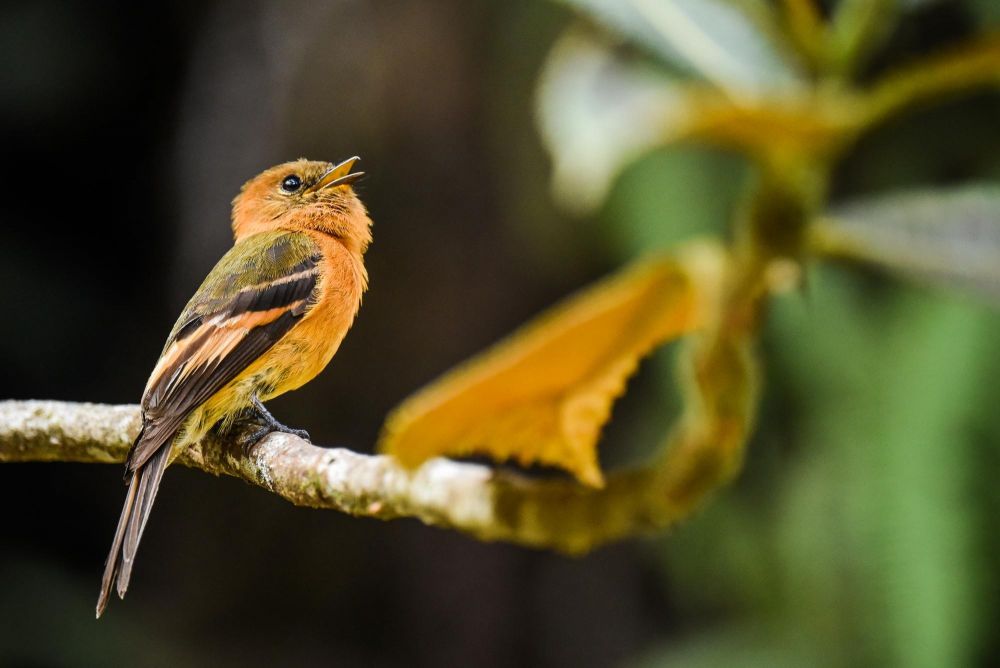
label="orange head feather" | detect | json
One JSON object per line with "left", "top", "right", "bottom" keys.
{"left": 231, "top": 157, "right": 373, "bottom": 254}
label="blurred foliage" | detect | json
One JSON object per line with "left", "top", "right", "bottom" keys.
{"left": 384, "top": 0, "right": 1000, "bottom": 666}
{"left": 814, "top": 186, "right": 1000, "bottom": 302}
{"left": 539, "top": 0, "right": 1000, "bottom": 666}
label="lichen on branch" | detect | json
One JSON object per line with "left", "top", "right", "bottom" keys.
{"left": 0, "top": 367, "right": 754, "bottom": 555}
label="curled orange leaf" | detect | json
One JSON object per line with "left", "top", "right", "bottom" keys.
{"left": 378, "top": 243, "right": 725, "bottom": 487}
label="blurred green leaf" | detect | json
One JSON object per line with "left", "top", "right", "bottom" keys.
{"left": 826, "top": 0, "right": 950, "bottom": 76}
{"left": 537, "top": 26, "right": 833, "bottom": 215}
{"left": 632, "top": 621, "right": 832, "bottom": 668}
{"left": 556, "top": 0, "right": 804, "bottom": 96}
{"left": 873, "top": 297, "right": 989, "bottom": 668}
{"left": 770, "top": 271, "right": 994, "bottom": 667}
{"left": 537, "top": 27, "right": 689, "bottom": 213}
{"left": 828, "top": 0, "right": 899, "bottom": 75}
{"left": 811, "top": 186, "right": 1000, "bottom": 303}
{"left": 601, "top": 147, "right": 748, "bottom": 254}
{"left": 861, "top": 34, "right": 1000, "bottom": 129}
{"left": 966, "top": 0, "right": 1000, "bottom": 25}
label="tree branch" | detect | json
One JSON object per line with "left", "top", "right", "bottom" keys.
{"left": 0, "top": 399, "right": 717, "bottom": 554}
{"left": 0, "top": 245, "right": 766, "bottom": 556}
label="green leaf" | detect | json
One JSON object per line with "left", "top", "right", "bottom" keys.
{"left": 811, "top": 186, "right": 1000, "bottom": 304}
{"left": 769, "top": 271, "right": 994, "bottom": 666}
{"left": 632, "top": 621, "right": 828, "bottom": 668}
{"left": 827, "top": 0, "right": 899, "bottom": 75}
{"left": 964, "top": 0, "right": 1000, "bottom": 25}
{"left": 828, "top": 0, "right": 948, "bottom": 76}
{"left": 537, "top": 27, "right": 689, "bottom": 214}
{"left": 873, "top": 298, "right": 991, "bottom": 668}
{"left": 555, "top": 0, "right": 804, "bottom": 96}
{"left": 602, "top": 147, "right": 748, "bottom": 254}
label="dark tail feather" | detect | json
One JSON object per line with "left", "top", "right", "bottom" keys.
{"left": 95, "top": 446, "right": 170, "bottom": 618}
{"left": 96, "top": 472, "right": 138, "bottom": 618}
{"left": 117, "top": 447, "right": 170, "bottom": 596}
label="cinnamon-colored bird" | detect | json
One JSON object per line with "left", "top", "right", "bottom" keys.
{"left": 96, "top": 157, "right": 372, "bottom": 617}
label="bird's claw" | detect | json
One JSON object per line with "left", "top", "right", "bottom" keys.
{"left": 284, "top": 426, "right": 311, "bottom": 441}
{"left": 239, "top": 425, "right": 272, "bottom": 456}
{"left": 237, "top": 398, "right": 311, "bottom": 457}
{"left": 239, "top": 424, "right": 310, "bottom": 456}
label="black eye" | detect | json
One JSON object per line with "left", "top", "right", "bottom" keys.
{"left": 280, "top": 174, "right": 302, "bottom": 193}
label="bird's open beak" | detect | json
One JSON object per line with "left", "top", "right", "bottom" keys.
{"left": 307, "top": 156, "right": 364, "bottom": 192}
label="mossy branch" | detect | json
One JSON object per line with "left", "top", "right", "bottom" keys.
{"left": 0, "top": 385, "right": 754, "bottom": 554}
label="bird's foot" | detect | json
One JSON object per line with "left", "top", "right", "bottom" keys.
{"left": 236, "top": 397, "right": 311, "bottom": 456}
{"left": 238, "top": 425, "right": 274, "bottom": 456}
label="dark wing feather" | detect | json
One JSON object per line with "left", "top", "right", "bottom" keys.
{"left": 125, "top": 231, "right": 322, "bottom": 472}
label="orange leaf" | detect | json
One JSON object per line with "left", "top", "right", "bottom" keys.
{"left": 378, "top": 243, "right": 725, "bottom": 487}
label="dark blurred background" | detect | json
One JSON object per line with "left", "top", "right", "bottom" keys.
{"left": 1, "top": 1, "right": 998, "bottom": 667}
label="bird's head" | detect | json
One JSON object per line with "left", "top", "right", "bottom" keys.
{"left": 231, "top": 157, "right": 372, "bottom": 253}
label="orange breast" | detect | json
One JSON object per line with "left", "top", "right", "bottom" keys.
{"left": 249, "top": 233, "right": 366, "bottom": 398}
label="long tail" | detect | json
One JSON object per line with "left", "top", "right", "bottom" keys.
{"left": 95, "top": 446, "right": 170, "bottom": 618}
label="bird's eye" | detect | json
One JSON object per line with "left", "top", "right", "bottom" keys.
{"left": 280, "top": 175, "right": 302, "bottom": 193}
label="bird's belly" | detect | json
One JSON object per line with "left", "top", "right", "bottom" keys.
{"left": 260, "top": 310, "right": 350, "bottom": 396}
{"left": 245, "top": 264, "right": 361, "bottom": 401}
{"left": 173, "top": 305, "right": 353, "bottom": 453}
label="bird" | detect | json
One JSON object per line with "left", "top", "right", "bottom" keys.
{"left": 96, "top": 157, "right": 372, "bottom": 617}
